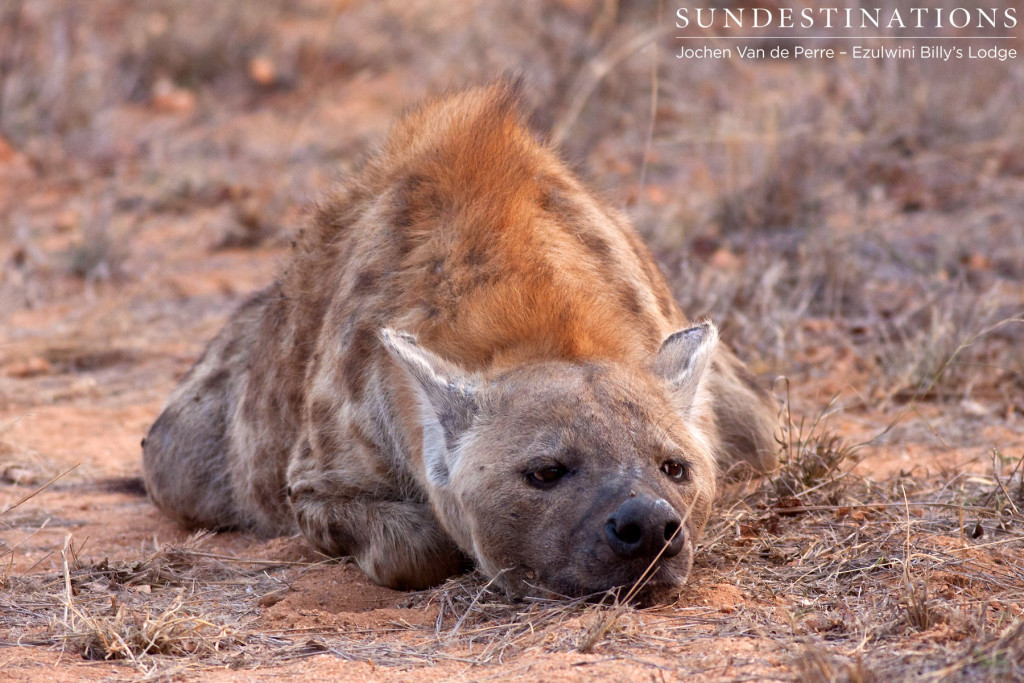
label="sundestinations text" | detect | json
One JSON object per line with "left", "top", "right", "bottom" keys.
{"left": 675, "top": 7, "right": 1017, "bottom": 30}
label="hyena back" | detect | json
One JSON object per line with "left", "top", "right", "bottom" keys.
{"left": 143, "top": 82, "right": 777, "bottom": 600}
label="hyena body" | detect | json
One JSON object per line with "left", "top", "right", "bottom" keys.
{"left": 143, "top": 83, "right": 777, "bottom": 600}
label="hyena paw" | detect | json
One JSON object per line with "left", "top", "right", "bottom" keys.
{"left": 290, "top": 488, "right": 467, "bottom": 589}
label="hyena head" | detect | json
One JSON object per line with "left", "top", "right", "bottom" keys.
{"left": 381, "top": 323, "right": 719, "bottom": 603}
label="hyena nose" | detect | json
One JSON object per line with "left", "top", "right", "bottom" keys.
{"left": 605, "top": 497, "right": 685, "bottom": 560}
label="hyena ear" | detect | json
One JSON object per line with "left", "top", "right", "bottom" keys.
{"left": 654, "top": 321, "right": 719, "bottom": 415}
{"left": 380, "top": 329, "right": 479, "bottom": 486}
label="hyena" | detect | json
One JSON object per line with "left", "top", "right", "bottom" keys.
{"left": 143, "top": 81, "right": 777, "bottom": 601}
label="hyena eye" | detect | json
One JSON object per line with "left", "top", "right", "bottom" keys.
{"left": 661, "top": 460, "right": 689, "bottom": 481}
{"left": 526, "top": 465, "right": 568, "bottom": 489}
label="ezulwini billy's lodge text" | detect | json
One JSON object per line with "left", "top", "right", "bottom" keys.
{"left": 676, "top": 44, "right": 1017, "bottom": 61}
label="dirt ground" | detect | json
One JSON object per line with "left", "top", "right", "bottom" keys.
{"left": 2, "top": 2, "right": 1023, "bottom": 681}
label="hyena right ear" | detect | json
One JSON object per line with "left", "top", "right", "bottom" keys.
{"left": 380, "top": 329, "right": 479, "bottom": 487}
{"left": 654, "top": 321, "right": 719, "bottom": 416}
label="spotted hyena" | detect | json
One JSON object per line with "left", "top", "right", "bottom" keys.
{"left": 143, "top": 81, "right": 777, "bottom": 602}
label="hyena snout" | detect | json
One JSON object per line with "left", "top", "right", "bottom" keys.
{"left": 605, "top": 496, "right": 685, "bottom": 561}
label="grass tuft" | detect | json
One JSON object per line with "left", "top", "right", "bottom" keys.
{"left": 60, "top": 589, "right": 235, "bottom": 661}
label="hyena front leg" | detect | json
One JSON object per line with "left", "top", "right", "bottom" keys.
{"left": 289, "top": 488, "right": 468, "bottom": 589}
{"left": 286, "top": 432, "right": 468, "bottom": 589}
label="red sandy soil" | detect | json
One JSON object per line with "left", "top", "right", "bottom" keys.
{"left": 1, "top": 3, "right": 1022, "bottom": 680}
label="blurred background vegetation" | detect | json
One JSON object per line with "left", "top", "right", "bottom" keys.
{"left": 0, "top": 0, "right": 1021, "bottom": 412}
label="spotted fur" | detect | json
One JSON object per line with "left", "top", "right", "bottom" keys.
{"left": 143, "top": 81, "right": 777, "bottom": 600}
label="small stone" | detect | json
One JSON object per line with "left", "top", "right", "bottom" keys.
{"left": 4, "top": 357, "right": 52, "bottom": 378}
{"left": 152, "top": 78, "right": 196, "bottom": 114}
{"left": 2, "top": 465, "right": 37, "bottom": 485}
{"left": 249, "top": 56, "right": 277, "bottom": 86}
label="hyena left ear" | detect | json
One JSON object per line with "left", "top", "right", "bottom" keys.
{"left": 380, "top": 329, "right": 479, "bottom": 486}
{"left": 654, "top": 321, "right": 718, "bottom": 415}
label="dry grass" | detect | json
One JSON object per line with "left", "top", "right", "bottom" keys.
{"left": 59, "top": 585, "right": 235, "bottom": 662}
{"left": 2, "top": 416, "right": 1021, "bottom": 678}
{"left": 1, "top": 0, "right": 1023, "bottom": 680}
